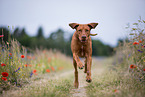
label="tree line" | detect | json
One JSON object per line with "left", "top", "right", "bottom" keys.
{"left": 0, "top": 26, "right": 114, "bottom": 56}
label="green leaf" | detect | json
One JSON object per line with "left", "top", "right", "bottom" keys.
{"left": 133, "top": 23, "right": 138, "bottom": 25}
{"left": 132, "top": 28, "right": 137, "bottom": 30}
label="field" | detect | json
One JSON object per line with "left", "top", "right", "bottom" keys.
{"left": 0, "top": 18, "right": 145, "bottom": 97}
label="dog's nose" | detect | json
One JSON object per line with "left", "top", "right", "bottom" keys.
{"left": 82, "top": 35, "right": 86, "bottom": 38}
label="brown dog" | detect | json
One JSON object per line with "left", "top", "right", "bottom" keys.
{"left": 69, "top": 23, "right": 98, "bottom": 88}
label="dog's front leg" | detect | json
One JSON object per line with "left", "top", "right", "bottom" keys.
{"left": 73, "top": 58, "right": 79, "bottom": 88}
{"left": 86, "top": 56, "right": 92, "bottom": 83}
{"left": 73, "top": 53, "right": 84, "bottom": 69}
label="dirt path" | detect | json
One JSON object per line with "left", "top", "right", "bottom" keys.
{"left": 70, "top": 67, "right": 104, "bottom": 97}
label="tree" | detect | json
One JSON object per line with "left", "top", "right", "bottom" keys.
{"left": 36, "top": 27, "right": 44, "bottom": 39}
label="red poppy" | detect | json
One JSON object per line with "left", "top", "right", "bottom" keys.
{"left": 2, "top": 72, "right": 9, "bottom": 77}
{"left": 133, "top": 42, "right": 139, "bottom": 45}
{"left": 24, "top": 64, "right": 28, "bottom": 67}
{"left": 1, "top": 63, "right": 6, "bottom": 66}
{"left": 130, "top": 64, "right": 136, "bottom": 69}
{"left": 114, "top": 89, "right": 118, "bottom": 93}
{"left": 2, "top": 77, "right": 7, "bottom": 81}
{"left": 143, "top": 69, "right": 145, "bottom": 71}
{"left": 0, "top": 35, "right": 4, "bottom": 37}
{"left": 21, "top": 55, "right": 25, "bottom": 58}
{"left": 51, "top": 66, "right": 55, "bottom": 71}
{"left": 33, "top": 69, "right": 37, "bottom": 73}
{"left": 139, "top": 40, "right": 142, "bottom": 43}
{"left": 46, "top": 69, "right": 50, "bottom": 73}
{"left": 9, "top": 53, "right": 12, "bottom": 56}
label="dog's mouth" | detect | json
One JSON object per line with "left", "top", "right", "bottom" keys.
{"left": 81, "top": 39, "right": 87, "bottom": 43}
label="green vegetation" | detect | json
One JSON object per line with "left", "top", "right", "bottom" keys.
{"left": 0, "top": 39, "right": 73, "bottom": 93}
{"left": 85, "top": 17, "right": 145, "bottom": 97}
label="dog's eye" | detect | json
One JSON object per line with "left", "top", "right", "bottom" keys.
{"left": 78, "top": 30, "right": 82, "bottom": 32}
{"left": 85, "top": 29, "right": 89, "bottom": 32}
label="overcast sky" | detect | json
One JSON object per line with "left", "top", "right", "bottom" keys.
{"left": 0, "top": 0, "right": 145, "bottom": 46}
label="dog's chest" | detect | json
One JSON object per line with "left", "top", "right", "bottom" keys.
{"left": 78, "top": 46, "right": 85, "bottom": 57}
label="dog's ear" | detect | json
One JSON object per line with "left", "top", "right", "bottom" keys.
{"left": 69, "top": 23, "right": 79, "bottom": 29}
{"left": 88, "top": 23, "right": 98, "bottom": 29}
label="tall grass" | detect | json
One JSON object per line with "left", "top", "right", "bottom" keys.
{"left": 85, "top": 17, "right": 145, "bottom": 97}
{"left": 115, "top": 17, "right": 145, "bottom": 81}
{"left": 0, "top": 31, "right": 72, "bottom": 93}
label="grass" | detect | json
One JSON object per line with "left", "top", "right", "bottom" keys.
{"left": 85, "top": 17, "right": 145, "bottom": 97}
{"left": 0, "top": 39, "right": 73, "bottom": 93}
{"left": 2, "top": 73, "right": 74, "bottom": 97}
{"left": 86, "top": 65, "right": 145, "bottom": 97}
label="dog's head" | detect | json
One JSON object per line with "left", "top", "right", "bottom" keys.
{"left": 69, "top": 23, "right": 98, "bottom": 43}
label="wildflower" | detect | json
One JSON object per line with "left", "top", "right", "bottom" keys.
{"left": 2, "top": 77, "right": 7, "bottom": 81}
{"left": 30, "top": 71, "right": 33, "bottom": 77}
{"left": 1, "top": 63, "right": 6, "bottom": 66}
{"left": 46, "top": 69, "right": 50, "bottom": 73}
{"left": 144, "top": 69, "right": 145, "bottom": 71}
{"left": 21, "top": 55, "right": 25, "bottom": 58}
{"left": 24, "top": 64, "right": 28, "bottom": 67}
{"left": 139, "top": 40, "right": 142, "bottom": 43}
{"left": 33, "top": 69, "right": 37, "bottom": 73}
{"left": 130, "top": 64, "right": 136, "bottom": 69}
{"left": 0, "top": 35, "right": 4, "bottom": 37}
{"left": 142, "top": 45, "right": 145, "bottom": 48}
{"left": 2, "top": 72, "right": 9, "bottom": 77}
{"left": 33, "top": 70, "right": 37, "bottom": 75}
{"left": 138, "top": 50, "right": 143, "bottom": 53}
{"left": 51, "top": 66, "right": 55, "bottom": 71}
{"left": 15, "top": 67, "right": 20, "bottom": 72}
{"left": 9, "top": 53, "right": 12, "bottom": 56}
{"left": 114, "top": 89, "right": 118, "bottom": 93}
{"left": 133, "top": 42, "right": 139, "bottom": 45}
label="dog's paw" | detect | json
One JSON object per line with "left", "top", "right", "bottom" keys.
{"left": 74, "top": 82, "right": 79, "bottom": 88}
{"left": 86, "top": 76, "right": 92, "bottom": 83}
{"left": 78, "top": 62, "right": 84, "bottom": 70}
{"left": 79, "top": 65, "right": 84, "bottom": 69}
